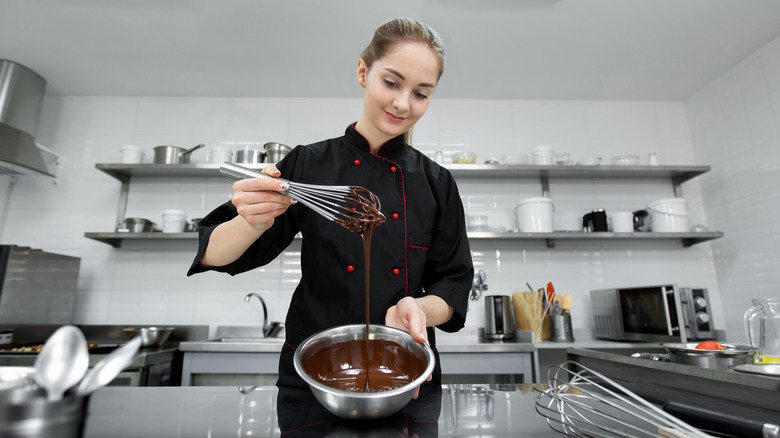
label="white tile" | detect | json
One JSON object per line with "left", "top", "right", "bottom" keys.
{"left": 134, "top": 99, "right": 215, "bottom": 136}
{"left": 584, "top": 102, "right": 659, "bottom": 138}
{"left": 437, "top": 100, "right": 514, "bottom": 138}
{"left": 512, "top": 102, "right": 587, "bottom": 138}
{"left": 655, "top": 103, "right": 691, "bottom": 139}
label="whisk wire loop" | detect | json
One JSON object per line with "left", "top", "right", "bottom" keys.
{"left": 219, "top": 162, "right": 374, "bottom": 225}
{"left": 535, "top": 361, "right": 713, "bottom": 438}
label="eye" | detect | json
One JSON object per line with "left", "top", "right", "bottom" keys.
{"left": 384, "top": 79, "right": 398, "bottom": 89}
{"left": 414, "top": 91, "right": 429, "bottom": 100}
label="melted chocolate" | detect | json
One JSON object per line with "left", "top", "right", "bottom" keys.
{"left": 307, "top": 185, "right": 422, "bottom": 393}
{"left": 333, "top": 187, "right": 387, "bottom": 235}
{"left": 303, "top": 339, "right": 426, "bottom": 392}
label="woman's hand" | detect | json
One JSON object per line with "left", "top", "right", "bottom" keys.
{"left": 230, "top": 164, "right": 295, "bottom": 232}
{"left": 385, "top": 296, "right": 428, "bottom": 345}
{"left": 200, "top": 165, "right": 294, "bottom": 268}
{"left": 386, "top": 296, "right": 434, "bottom": 399}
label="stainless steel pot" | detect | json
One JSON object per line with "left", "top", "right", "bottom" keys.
{"left": 662, "top": 343, "right": 758, "bottom": 370}
{"left": 264, "top": 142, "right": 291, "bottom": 163}
{"left": 117, "top": 218, "right": 155, "bottom": 233}
{"left": 152, "top": 144, "right": 204, "bottom": 164}
{"left": 235, "top": 147, "right": 265, "bottom": 164}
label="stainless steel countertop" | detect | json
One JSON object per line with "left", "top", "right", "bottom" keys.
{"left": 83, "top": 384, "right": 560, "bottom": 437}
{"left": 178, "top": 327, "right": 538, "bottom": 354}
{"left": 178, "top": 327, "right": 668, "bottom": 354}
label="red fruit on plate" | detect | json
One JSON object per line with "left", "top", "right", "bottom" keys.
{"left": 695, "top": 340, "right": 726, "bottom": 350}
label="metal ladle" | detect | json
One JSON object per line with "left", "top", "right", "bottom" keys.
{"left": 34, "top": 325, "right": 89, "bottom": 401}
{"left": 76, "top": 336, "right": 142, "bottom": 396}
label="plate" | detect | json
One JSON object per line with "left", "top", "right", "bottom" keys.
{"left": 731, "top": 363, "right": 780, "bottom": 377}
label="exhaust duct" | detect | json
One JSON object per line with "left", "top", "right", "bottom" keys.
{"left": 0, "top": 60, "right": 55, "bottom": 178}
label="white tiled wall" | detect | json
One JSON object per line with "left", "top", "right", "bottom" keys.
{"left": 0, "top": 93, "right": 721, "bottom": 337}
{"left": 686, "top": 35, "right": 780, "bottom": 341}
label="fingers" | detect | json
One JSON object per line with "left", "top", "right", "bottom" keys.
{"left": 385, "top": 298, "right": 428, "bottom": 345}
{"left": 230, "top": 168, "right": 294, "bottom": 231}
{"left": 262, "top": 164, "right": 281, "bottom": 177}
{"left": 413, "top": 385, "right": 420, "bottom": 399}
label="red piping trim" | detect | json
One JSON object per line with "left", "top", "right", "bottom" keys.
{"left": 414, "top": 420, "right": 438, "bottom": 423}
{"left": 284, "top": 341, "right": 297, "bottom": 350}
{"left": 281, "top": 420, "right": 324, "bottom": 434}
{"left": 409, "top": 245, "right": 428, "bottom": 250}
{"left": 453, "top": 287, "right": 466, "bottom": 296}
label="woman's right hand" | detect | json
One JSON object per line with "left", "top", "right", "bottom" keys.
{"left": 230, "top": 164, "right": 296, "bottom": 231}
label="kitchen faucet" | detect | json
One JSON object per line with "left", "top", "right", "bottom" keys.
{"left": 244, "top": 293, "right": 283, "bottom": 338}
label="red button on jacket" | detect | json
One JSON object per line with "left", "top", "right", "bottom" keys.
{"left": 392, "top": 268, "right": 400, "bottom": 275}
{"left": 392, "top": 213, "right": 399, "bottom": 219}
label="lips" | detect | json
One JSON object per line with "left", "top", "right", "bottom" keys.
{"left": 384, "top": 111, "right": 406, "bottom": 123}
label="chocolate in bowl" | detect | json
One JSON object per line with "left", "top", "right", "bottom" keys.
{"left": 293, "top": 324, "right": 435, "bottom": 419}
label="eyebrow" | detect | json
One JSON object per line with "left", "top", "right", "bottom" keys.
{"left": 382, "top": 67, "right": 436, "bottom": 88}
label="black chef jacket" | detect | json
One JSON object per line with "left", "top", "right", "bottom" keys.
{"left": 188, "top": 124, "right": 474, "bottom": 387}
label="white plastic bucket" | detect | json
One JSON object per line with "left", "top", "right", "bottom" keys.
{"left": 515, "top": 197, "right": 554, "bottom": 232}
{"left": 610, "top": 211, "right": 634, "bottom": 232}
{"left": 647, "top": 198, "right": 689, "bottom": 232}
{"left": 161, "top": 209, "right": 187, "bottom": 233}
{"left": 120, "top": 145, "right": 144, "bottom": 164}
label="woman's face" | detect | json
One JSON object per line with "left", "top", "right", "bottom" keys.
{"left": 357, "top": 41, "right": 440, "bottom": 145}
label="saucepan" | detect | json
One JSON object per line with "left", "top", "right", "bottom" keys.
{"left": 153, "top": 144, "right": 205, "bottom": 164}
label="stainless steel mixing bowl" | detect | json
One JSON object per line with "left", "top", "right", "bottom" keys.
{"left": 293, "top": 324, "right": 435, "bottom": 420}
{"left": 122, "top": 327, "right": 174, "bottom": 348}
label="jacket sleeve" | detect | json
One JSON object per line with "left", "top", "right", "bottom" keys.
{"left": 186, "top": 148, "right": 304, "bottom": 276}
{"left": 421, "top": 168, "right": 473, "bottom": 332}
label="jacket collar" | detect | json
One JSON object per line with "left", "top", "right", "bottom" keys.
{"left": 345, "top": 123, "right": 406, "bottom": 157}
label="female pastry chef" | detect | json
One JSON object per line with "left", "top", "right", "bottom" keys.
{"left": 188, "top": 18, "right": 474, "bottom": 388}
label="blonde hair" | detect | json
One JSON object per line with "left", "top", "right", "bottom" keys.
{"left": 361, "top": 18, "right": 445, "bottom": 145}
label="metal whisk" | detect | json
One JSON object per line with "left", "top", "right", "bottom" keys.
{"left": 219, "top": 162, "right": 383, "bottom": 228}
{"left": 535, "top": 361, "right": 713, "bottom": 438}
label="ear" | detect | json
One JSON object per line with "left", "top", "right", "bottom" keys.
{"left": 356, "top": 58, "right": 368, "bottom": 86}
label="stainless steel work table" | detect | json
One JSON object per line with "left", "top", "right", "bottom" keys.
{"left": 82, "top": 383, "right": 558, "bottom": 437}
{"left": 179, "top": 328, "right": 537, "bottom": 386}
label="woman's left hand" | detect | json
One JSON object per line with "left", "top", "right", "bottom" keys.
{"left": 385, "top": 296, "right": 428, "bottom": 345}
{"left": 386, "top": 297, "right": 432, "bottom": 399}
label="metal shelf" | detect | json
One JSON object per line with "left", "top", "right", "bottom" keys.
{"left": 89, "top": 162, "right": 721, "bottom": 248}
{"left": 95, "top": 163, "right": 710, "bottom": 184}
{"left": 85, "top": 231, "right": 723, "bottom": 248}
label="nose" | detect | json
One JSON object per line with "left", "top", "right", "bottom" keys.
{"left": 393, "top": 92, "right": 411, "bottom": 113}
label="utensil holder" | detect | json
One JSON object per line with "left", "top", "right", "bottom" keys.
{"left": 550, "top": 313, "right": 575, "bottom": 342}
{"left": 0, "top": 392, "right": 89, "bottom": 438}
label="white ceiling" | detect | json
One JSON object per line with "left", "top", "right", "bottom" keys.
{"left": 2, "top": 0, "right": 780, "bottom": 101}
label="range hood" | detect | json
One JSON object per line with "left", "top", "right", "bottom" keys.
{"left": 0, "top": 60, "right": 55, "bottom": 178}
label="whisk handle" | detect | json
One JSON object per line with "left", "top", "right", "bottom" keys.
{"left": 219, "top": 162, "right": 290, "bottom": 185}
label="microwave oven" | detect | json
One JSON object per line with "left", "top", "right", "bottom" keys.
{"left": 590, "top": 285, "right": 714, "bottom": 343}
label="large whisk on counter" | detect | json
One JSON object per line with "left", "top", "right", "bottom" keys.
{"left": 535, "top": 361, "right": 713, "bottom": 438}
{"left": 220, "top": 162, "right": 385, "bottom": 233}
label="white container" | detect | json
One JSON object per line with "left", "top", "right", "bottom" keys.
{"left": 120, "top": 145, "right": 144, "bottom": 164}
{"left": 647, "top": 198, "right": 690, "bottom": 232}
{"left": 161, "top": 209, "right": 187, "bottom": 233}
{"left": 515, "top": 197, "right": 555, "bottom": 232}
{"left": 610, "top": 211, "right": 634, "bottom": 232}
{"left": 532, "top": 145, "right": 554, "bottom": 165}
{"left": 207, "top": 146, "right": 234, "bottom": 163}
